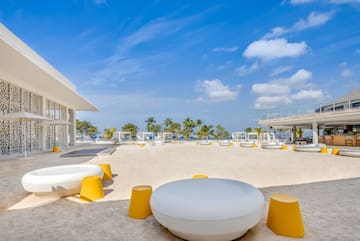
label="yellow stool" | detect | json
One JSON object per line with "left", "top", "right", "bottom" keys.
{"left": 192, "top": 174, "right": 208, "bottom": 179}
{"left": 80, "top": 176, "right": 104, "bottom": 201}
{"left": 53, "top": 146, "right": 60, "bottom": 152}
{"left": 139, "top": 143, "right": 145, "bottom": 148}
{"left": 267, "top": 193, "right": 305, "bottom": 238}
{"left": 292, "top": 145, "right": 296, "bottom": 151}
{"left": 98, "top": 163, "right": 112, "bottom": 180}
{"left": 320, "top": 147, "right": 328, "bottom": 154}
{"left": 128, "top": 185, "right": 152, "bottom": 219}
{"left": 229, "top": 142, "right": 233, "bottom": 147}
{"left": 282, "top": 144, "right": 288, "bottom": 150}
{"left": 332, "top": 148, "right": 339, "bottom": 155}
{"left": 252, "top": 143, "right": 257, "bottom": 148}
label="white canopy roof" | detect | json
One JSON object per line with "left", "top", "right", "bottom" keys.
{"left": 0, "top": 24, "right": 98, "bottom": 112}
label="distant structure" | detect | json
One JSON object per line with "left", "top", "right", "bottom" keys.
{"left": 0, "top": 24, "right": 98, "bottom": 158}
{"left": 259, "top": 88, "right": 360, "bottom": 146}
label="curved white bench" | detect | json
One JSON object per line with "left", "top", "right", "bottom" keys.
{"left": 150, "top": 178, "right": 264, "bottom": 241}
{"left": 295, "top": 144, "right": 324, "bottom": 152}
{"left": 22, "top": 164, "right": 104, "bottom": 196}
{"left": 218, "top": 140, "right": 231, "bottom": 146}
{"left": 261, "top": 142, "right": 284, "bottom": 149}
{"left": 240, "top": 141, "right": 256, "bottom": 147}
{"left": 339, "top": 150, "right": 360, "bottom": 157}
{"left": 199, "top": 140, "right": 212, "bottom": 145}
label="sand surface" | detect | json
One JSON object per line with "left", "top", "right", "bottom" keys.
{"left": 1, "top": 142, "right": 360, "bottom": 241}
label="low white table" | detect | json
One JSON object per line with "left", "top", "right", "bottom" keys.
{"left": 150, "top": 178, "right": 264, "bottom": 241}
{"left": 22, "top": 164, "right": 104, "bottom": 196}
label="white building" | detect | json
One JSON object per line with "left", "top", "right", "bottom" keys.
{"left": 0, "top": 24, "right": 98, "bottom": 157}
{"left": 259, "top": 88, "right": 360, "bottom": 146}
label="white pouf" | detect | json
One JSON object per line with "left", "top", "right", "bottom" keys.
{"left": 150, "top": 178, "right": 264, "bottom": 241}
{"left": 22, "top": 164, "right": 104, "bottom": 196}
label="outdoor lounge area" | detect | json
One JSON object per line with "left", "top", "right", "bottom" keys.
{"left": 1, "top": 142, "right": 360, "bottom": 241}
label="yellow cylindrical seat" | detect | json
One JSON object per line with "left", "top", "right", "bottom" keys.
{"left": 53, "top": 146, "right": 60, "bottom": 152}
{"left": 267, "top": 193, "right": 305, "bottom": 238}
{"left": 320, "top": 147, "right": 328, "bottom": 154}
{"left": 192, "top": 174, "right": 208, "bottom": 179}
{"left": 252, "top": 143, "right": 257, "bottom": 148}
{"left": 139, "top": 143, "right": 145, "bottom": 148}
{"left": 332, "top": 148, "right": 339, "bottom": 155}
{"left": 229, "top": 142, "right": 233, "bottom": 147}
{"left": 292, "top": 145, "right": 296, "bottom": 151}
{"left": 80, "top": 176, "right": 104, "bottom": 201}
{"left": 128, "top": 185, "right": 152, "bottom": 219}
{"left": 282, "top": 144, "right": 288, "bottom": 150}
{"left": 98, "top": 163, "right": 112, "bottom": 180}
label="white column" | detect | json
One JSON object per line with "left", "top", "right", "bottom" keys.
{"left": 312, "top": 122, "right": 319, "bottom": 144}
{"left": 69, "top": 109, "right": 76, "bottom": 146}
{"left": 41, "top": 97, "right": 47, "bottom": 151}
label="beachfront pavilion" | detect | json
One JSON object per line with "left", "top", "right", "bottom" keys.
{"left": 0, "top": 24, "right": 98, "bottom": 158}
{"left": 259, "top": 88, "right": 360, "bottom": 146}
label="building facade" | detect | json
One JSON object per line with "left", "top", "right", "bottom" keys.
{"left": 0, "top": 24, "right": 98, "bottom": 158}
{"left": 259, "top": 88, "right": 360, "bottom": 146}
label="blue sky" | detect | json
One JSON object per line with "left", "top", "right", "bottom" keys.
{"left": 1, "top": 0, "right": 359, "bottom": 132}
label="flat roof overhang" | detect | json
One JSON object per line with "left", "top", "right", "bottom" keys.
{"left": 259, "top": 109, "right": 360, "bottom": 128}
{"left": 0, "top": 24, "right": 98, "bottom": 112}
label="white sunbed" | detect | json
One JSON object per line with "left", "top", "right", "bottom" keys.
{"left": 261, "top": 142, "right": 284, "bottom": 149}
{"left": 294, "top": 144, "right": 325, "bottom": 152}
{"left": 339, "top": 150, "right": 360, "bottom": 157}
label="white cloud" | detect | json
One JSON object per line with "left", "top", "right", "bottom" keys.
{"left": 196, "top": 79, "right": 241, "bottom": 102}
{"left": 251, "top": 68, "right": 325, "bottom": 109}
{"left": 243, "top": 38, "right": 308, "bottom": 60}
{"left": 255, "top": 96, "right": 292, "bottom": 109}
{"left": 212, "top": 46, "right": 239, "bottom": 53}
{"left": 285, "top": 69, "right": 313, "bottom": 88}
{"left": 341, "top": 68, "right": 353, "bottom": 78}
{"left": 263, "top": 27, "right": 288, "bottom": 39}
{"left": 293, "top": 11, "right": 334, "bottom": 31}
{"left": 291, "top": 89, "right": 325, "bottom": 101}
{"left": 236, "top": 62, "right": 259, "bottom": 76}
{"left": 270, "top": 66, "right": 292, "bottom": 76}
{"left": 263, "top": 11, "right": 334, "bottom": 39}
{"left": 252, "top": 83, "right": 290, "bottom": 95}
{"left": 89, "top": 16, "right": 194, "bottom": 85}
{"left": 290, "top": 0, "right": 314, "bottom": 4}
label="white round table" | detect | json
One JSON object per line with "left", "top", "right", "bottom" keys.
{"left": 22, "top": 164, "right": 104, "bottom": 196}
{"left": 150, "top": 178, "right": 264, "bottom": 241}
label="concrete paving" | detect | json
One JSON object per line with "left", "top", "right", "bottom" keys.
{"left": 0, "top": 143, "right": 114, "bottom": 211}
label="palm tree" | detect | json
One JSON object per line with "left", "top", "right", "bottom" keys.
{"left": 167, "top": 122, "right": 181, "bottom": 140}
{"left": 103, "top": 127, "right": 117, "bottom": 139}
{"left": 182, "top": 117, "right": 197, "bottom": 140}
{"left": 254, "top": 127, "right": 263, "bottom": 140}
{"left": 163, "top": 118, "right": 173, "bottom": 132}
{"left": 296, "top": 128, "right": 304, "bottom": 138}
{"left": 145, "top": 117, "right": 156, "bottom": 132}
{"left": 245, "top": 127, "right": 252, "bottom": 133}
{"left": 152, "top": 124, "right": 162, "bottom": 135}
{"left": 196, "top": 124, "right": 214, "bottom": 140}
{"left": 214, "top": 124, "right": 230, "bottom": 140}
{"left": 122, "top": 122, "right": 138, "bottom": 136}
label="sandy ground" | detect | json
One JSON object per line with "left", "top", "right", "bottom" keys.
{"left": 1, "top": 142, "right": 360, "bottom": 241}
